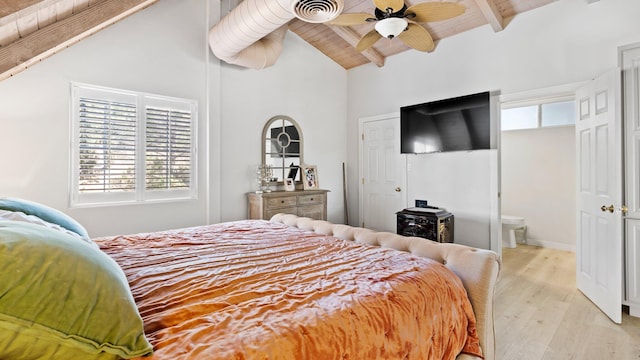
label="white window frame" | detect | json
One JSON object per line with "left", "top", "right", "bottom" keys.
{"left": 501, "top": 94, "right": 575, "bottom": 131}
{"left": 70, "top": 83, "right": 197, "bottom": 207}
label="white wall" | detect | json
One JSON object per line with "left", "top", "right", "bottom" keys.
{"left": 0, "top": 0, "right": 215, "bottom": 237}
{"left": 407, "top": 150, "right": 495, "bottom": 249}
{"left": 501, "top": 126, "right": 576, "bottom": 251}
{"left": 346, "top": 0, "right": 640, "bottom": 248}
{"left": 219, "top": 33, "right": 348, "bottom": 223}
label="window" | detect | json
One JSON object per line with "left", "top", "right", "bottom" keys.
{"left": 71, "top": 83, "right": 197, "bottom": 206}
{"left": 501, "top": 97, "right": 575, "bottom": 131}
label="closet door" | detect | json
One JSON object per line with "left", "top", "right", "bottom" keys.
{"left": 622, "top": 44, "right": 640, "bottom": 316}
{"left": 623, "top": 46, "right": 640, "bottom": 219}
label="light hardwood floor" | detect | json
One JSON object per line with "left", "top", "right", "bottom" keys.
{"left": 495, "top": 245, "right": 640, "bottom": 360}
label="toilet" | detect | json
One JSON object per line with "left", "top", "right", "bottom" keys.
{"left": 502, "top": 215, "right": 526, "bottom": 248}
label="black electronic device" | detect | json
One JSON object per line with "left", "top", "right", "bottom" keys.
{"left": 396, "top": 207, "right": 454, "bottom": 243}
{"left": 400, "top": 91, "right": 491, "bottom": 154}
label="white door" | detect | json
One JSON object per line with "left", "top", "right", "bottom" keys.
{"left": 575, "top": 68, "right": 623, "bottom": 324}
{"left": 622, "top": 44, "right": 640, "bottom": 316}
{"left": 360, "top": 115, "right": 407, "bottom": 232}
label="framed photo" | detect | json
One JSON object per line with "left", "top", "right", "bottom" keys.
{"left": 287, "top": 163, "right": 299, "bottom": 181}
{"left": 284, "top": 178, "right": 295, "bottom": 191}
{"left": 302, "top": 165, "right": 318, "bottom": 190}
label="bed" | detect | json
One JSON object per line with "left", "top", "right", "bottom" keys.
{"left": 0, "top": 198, "right": 500, "bottom": 360}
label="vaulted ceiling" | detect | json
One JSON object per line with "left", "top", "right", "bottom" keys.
{"left": 0, "top": 0, "right": 158, "bottom": 81}
{"left": 0, "top": 0, "right": 556, "bottom": 80}
{"left": 289, "top": 0, "right": 556, "bottom": 69}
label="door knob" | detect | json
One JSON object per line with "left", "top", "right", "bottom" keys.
{"left": 395, "top": 187, "right": 401, "bottom": 192}
{"left": 620, "top": 205, "right": 628, "bottom": 215}
{"left": 600, "top": 204, "right": 614, "bottom": 213}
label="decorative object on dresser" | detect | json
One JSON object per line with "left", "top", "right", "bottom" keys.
{"left": 284, "top": 178, "right": 295, "bottom": 191}
{"left": 396, "top": 206, "right": 454, "bottom": 243}
{"left": 255, "top": 164, "right": 277, "bottom": 193}
{"left": 301, "top": 164, "right": 318, "bottom": 190}
{"left": 247, "top": 189, "right": 329, "bottom": 220}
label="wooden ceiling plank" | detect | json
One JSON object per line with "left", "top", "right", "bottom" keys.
{"left": 0, "top": 21, "right": 19, "bottom": 46}
{"left": 73, "top": 0, "right": 90, "bottom": 13}
{"left": 37, "top": 5, "right": 58, "bottom": 28}
{"left": 0, "top": 0, "right": 68, "bottom": 25}
{"left": 56, "top": 0, "right": 76, "bottom": 19}
{"left": 0, "top": 0, "right": 158, "bottom": 81}
{"left": 0, "top": 0, "right": 48, "bottom": 18}
{"left": 329, "top": 25, "right": 384, "bottom": 67}
{"left": 472, "top": 0, "right": 504, "bottom": 32}
{"left": 16, "top": 13, "right": 38, "bottom": 37}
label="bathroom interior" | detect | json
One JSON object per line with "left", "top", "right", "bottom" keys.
{"left": 500, "top": 98, "right": 576, "bottom": 253}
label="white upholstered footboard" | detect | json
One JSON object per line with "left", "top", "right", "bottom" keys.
{"left": 269, "top": 213, "right": 501, "bottom": 360}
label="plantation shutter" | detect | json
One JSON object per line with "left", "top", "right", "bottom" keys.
{"left": 145, "top": 106, "right": 192, "bottom": 190}
{"left": 71, "top": 83, "right": 196, "bottom": 206}
{"left": 78, "top": 98, "right": 137, "bottom": 193}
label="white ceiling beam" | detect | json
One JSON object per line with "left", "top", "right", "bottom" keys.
{"left": 0, "top": 0, "right": 158, "bottom": 81}
{"left": 328, "top": 26, "right": 385, "bottom": 67}
{"left": 473, "top": 0, "right": 504, "bottom": 32}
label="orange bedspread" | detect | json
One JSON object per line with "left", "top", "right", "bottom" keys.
{"left": 97, "top": 220, "right": 482, "bottom": 360}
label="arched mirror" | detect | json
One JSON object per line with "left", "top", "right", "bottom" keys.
{"left": 262, "top": 115, "right": 303, "bottom": 183}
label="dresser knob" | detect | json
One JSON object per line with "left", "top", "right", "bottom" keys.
{"left": 310, "top": 198, "right": 314, "bottom": 201}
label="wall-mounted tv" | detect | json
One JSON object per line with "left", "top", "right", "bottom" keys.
{"left": 400, "top": 91, "right": 491, "bottom": 154}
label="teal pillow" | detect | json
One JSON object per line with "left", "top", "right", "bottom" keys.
{"left": 0, "top": 221, "right": 153, "bottom": 359}
{"left": 0, "top": 198, "right": 90, "bottom": 240}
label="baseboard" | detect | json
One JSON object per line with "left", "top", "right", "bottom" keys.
{"left": 522, "top": 239, "right": 575, "bottom": 252}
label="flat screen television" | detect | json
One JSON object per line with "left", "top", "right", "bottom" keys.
{"left": 400, "top": 91, "right": 491, "bottom": 154}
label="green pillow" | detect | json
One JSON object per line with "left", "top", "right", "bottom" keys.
{"left": 0, "top": 221, "right": 153, "bottom": 359}
{"left": 0, "top": 198, "right": 90, "bottom": 240}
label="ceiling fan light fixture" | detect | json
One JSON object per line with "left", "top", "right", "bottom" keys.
{"left": 374, "top": 17, "right": 408, "bottom": 39}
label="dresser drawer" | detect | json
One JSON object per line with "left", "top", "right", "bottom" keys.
{"left": 265, "top": 207, "right": 298, "bottom": 220}
{"left": 266, "top": 196, "right": 297, "bottom": 209}
{"left": 296, "top": 204, "right": 324, "bottom": 219}
{"left": 297, "top": 194, "right": 322, "bottom": 205}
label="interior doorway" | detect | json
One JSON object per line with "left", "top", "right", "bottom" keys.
{"left": 499, "top": 89, "right": 578, "bottom": 252}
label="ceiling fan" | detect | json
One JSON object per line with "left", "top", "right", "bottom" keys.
{"left": 327, "top": 0, "right": 465, "bottom": 52}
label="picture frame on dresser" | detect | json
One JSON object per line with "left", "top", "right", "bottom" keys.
{"left": 302, "top": 165, "right": 318, "bottom": 190}
{"left": 284, "top": 178, "right": 295, "bottom": 191}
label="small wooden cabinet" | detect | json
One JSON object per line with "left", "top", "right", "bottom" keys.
{"left": 247, "top": 190, "right": 329, "bottom": 220}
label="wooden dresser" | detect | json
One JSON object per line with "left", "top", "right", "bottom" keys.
{"left": 247, "top": 190, "right": 329, "bottom": 220}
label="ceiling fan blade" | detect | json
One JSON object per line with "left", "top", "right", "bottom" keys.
{"left": 397, "top": 23, "right": 434, "bottom": 52}
{"left": 356, "top": 29, "right": 383, "bottom": 52}
{"left": 328, "top": 13, "right": 374, "bottom": 26}
{"left": 373, "top": 0, "right": 404, "bottom": 13}
{"left": 405, "top": 2, "right": 466, "bottom": 23}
